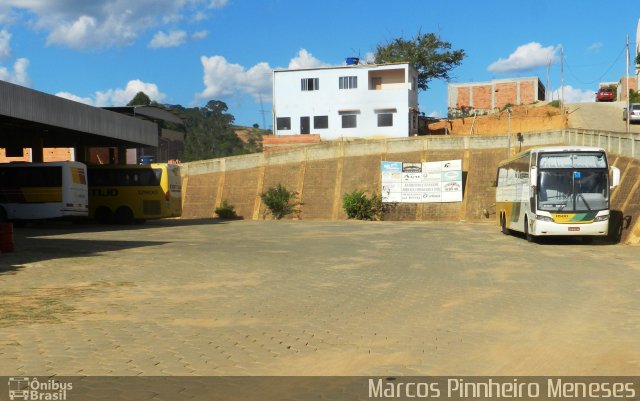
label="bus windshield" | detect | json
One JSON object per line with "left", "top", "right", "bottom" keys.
{"left": 538, "top": 169, "right": 609, "bottom": 212}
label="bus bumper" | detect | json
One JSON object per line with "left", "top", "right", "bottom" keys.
{"left": 533, "top": 220, "right": 609, "bottom": 236}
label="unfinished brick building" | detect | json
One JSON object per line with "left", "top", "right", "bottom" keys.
{"left": 448, "top": 77, "right": 545, "bottom": 117}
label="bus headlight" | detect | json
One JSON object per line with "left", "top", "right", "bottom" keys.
{"left": 536, "top": 215, "right": 554, "bottom": 222}
{"left": 593, "top": 215, "right": 609, "bottom": 222}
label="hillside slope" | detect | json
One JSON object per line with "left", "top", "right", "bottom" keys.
{"left": 428, "top": 104, "right": 565, "bottom": 135}
{"left": 429, "top": 101, "right": 640, "bottom": 136}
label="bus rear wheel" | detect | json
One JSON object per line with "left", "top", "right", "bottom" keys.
{"left": 115, "top": 206, "right": 134, "bottom": 225}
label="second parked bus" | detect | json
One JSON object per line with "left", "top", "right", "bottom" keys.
{"left": 87, "top": 163, "right": 182, "bottom": 224}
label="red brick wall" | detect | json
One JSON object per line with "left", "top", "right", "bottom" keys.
{"left": 471, "top": 85, "right": 493, "bottom": 109}
{"left": 494, "top": 83, "right": 518, "bottom": 108}
{"left": 456, "top": 87, "right": 470, "bottom": 109}
{"left": 452, "top": 79, "right": 543, "bottom": 111}
{"left": 519, "top": 81, "right": 535, "bottom": 104}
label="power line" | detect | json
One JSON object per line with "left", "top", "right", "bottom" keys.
{"left": 563, "top": 44, "right": 627, "bottom": 85}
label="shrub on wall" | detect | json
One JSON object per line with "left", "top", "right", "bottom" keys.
{"left": 342, "top": 190, "right": 383, "bottom": 221}
{"left": 261, "top": 184, "right": 300, "bottom": 219}
{"left": 214, "top": 200, "right": 238, "bottom": 220}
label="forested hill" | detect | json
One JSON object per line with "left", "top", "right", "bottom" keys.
{"left": 160, "top": 100, "right": 268, "bottom": 162}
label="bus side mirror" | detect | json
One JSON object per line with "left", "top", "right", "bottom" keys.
{"left": 530, "top": 166, "right": 537, "bottom": 187}
{"left": 610, "top": 166, "right": 620, "bottom": 189}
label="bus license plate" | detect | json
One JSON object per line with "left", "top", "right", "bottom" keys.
{"left": 568, "top": 227, "right": 580, "bottom": 232}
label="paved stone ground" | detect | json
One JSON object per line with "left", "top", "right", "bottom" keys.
{"left": 1, "top": 219, "right": 639, "bottom": 376}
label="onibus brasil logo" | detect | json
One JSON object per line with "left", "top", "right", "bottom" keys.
{"left": 8, "top": 377, "right": 72, "bottom": 400}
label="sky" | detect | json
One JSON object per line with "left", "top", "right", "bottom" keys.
{"left": 0, "top": 0, "right": 638, "bottom": 129}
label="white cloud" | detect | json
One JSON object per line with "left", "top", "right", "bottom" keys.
{"left": 549, "top": 85, "right": 595, "bottom": 103}
{"left": 192, "top": 30, "right": 208, "bottom": 40}
{"left": 0, "top": 57, "right": 30, "bottom": 86}
{"left": 209, "top": 0, "right": 228, "bottom": 9}
{"left": 288, "top": 49, "right": 326, "bottom": 70}
{"left": 149, "top": 30, "right": 187, "bottom": 48}
{"left": 488, "top": 42, "right": 560, "bottom": 74}
{"left": 195, "top": 49, "right": 331, "bottom": 103}
{"left": 54, "top": 91, "right": 94, "bottom": 105}
{"left": 196, "top": 55, "right": 255, "bottom": 100}
{"left": 55, "top": 79, "right": 167, "bottom": 107}
{"left": 588, "top": 42, "right": 603, "bottom": 52}
{"left": 193, "top": 11, "right": 208, "bottom": 22}
{"left": 46, "top": 15, "right": 98, "bottom": 49}
{"left": 1, "top": 0, "right": 229, "bottom": 50}
{"left": 0, "top": 29, "right": 12, "bottom": 60}
{"left": 196, "top": 56, "right": 273, "bottom": 101}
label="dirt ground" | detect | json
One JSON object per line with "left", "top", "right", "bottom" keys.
{"left": 428, "top": 103, "right": 566, "bottom": 136}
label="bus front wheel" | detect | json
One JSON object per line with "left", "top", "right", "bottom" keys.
{"left": 115, "top": 207, "right": 134, "bottom": 225}
{"left": 524, "top": 217, "right": 534, "bottom": 243}
{"left": 500, "top": 213, "right": 509, "bottom": 235}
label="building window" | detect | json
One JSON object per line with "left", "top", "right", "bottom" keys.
{"left": 341, "top": 114, "right": 357, "bottom": 128}
{"left": 301, "top": 78, "right": 319, "bottom": 91}
{"left": 377, "top": 113, "right": 393, "bottom": 127}
{"left": 339, "top": 110, "right": 359, "bottom": 129}
{"left": 314, "top": 116, "right": 328, "bottom": 129}
{"left": 276, "top": 117, "right": 291, "bottom": 130}
{"left": 339, "top": 76, "right": 357, "bottom": 89}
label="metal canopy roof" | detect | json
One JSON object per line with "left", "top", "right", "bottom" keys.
{"left": 103, "top": 106, "right": 185, "bottom": 126}
{"left": 0, "top": 80, "right": 158, "bottom": 148}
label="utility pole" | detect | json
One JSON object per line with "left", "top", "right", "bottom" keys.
{"left": 506, "top": 107, "right": 511, "bottom": 158}
{"left": 546, "top": 58, "right": 551, "bottom": 101}
{"left": 259, "top": 94, "right": 267, "bottom": 130}
{"left": 626, "top": 34, "right": 630, "bottom": 134}
{"left": 560, "top": 47, "right": 564, "bottom": 115}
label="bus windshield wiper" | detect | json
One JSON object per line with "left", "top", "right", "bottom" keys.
{"left": 578, "top": 193, "right": 591, "bottom": 211}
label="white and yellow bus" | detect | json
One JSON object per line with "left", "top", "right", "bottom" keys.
{"left": 87, "top": 163, "right": 182, "bottom": 224}
{"left": 0, "top": 161, "right": 88, "bottom": 221}
{"left": 496, "top": 146, "right": 620, "bottom": 241}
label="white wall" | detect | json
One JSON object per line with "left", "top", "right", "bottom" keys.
{"left": 273, "top": 64, "right": 419, "bottom": 140}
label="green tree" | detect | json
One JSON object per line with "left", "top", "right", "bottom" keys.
{"left": 127, "top": 91, "right": 151, "bottom": 106}
{"left": 181, "top": 100, "right": 246, "bottom": 161}
{"left": 373, "top": 31, "right": 465, "bottom": 91}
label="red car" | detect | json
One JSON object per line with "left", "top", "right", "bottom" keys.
{"left": 596, "top": 87, "right": 615, "bottom": 102}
